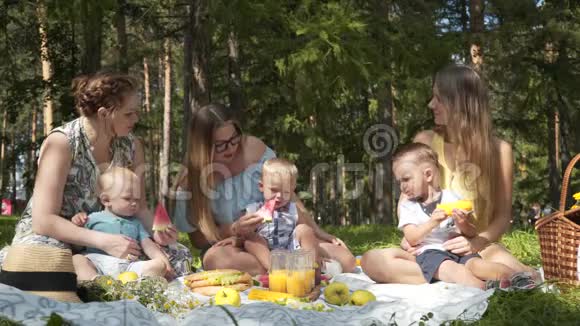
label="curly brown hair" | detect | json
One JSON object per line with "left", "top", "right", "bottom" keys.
{"left": 71, "top": 72, "right": 138, "bottom": 117}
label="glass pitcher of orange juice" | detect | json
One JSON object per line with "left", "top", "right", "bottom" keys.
{"left": 286, "top": 251, "right": 306, "bottom": 297}
{"left": 269, "top": 250, "right": 288, "bottom": 293}
{"left": 286, "top": 250, "right": 314, "bottom": 297}
{"left": 301, "top": 249, "right": 315, "bottom": 293}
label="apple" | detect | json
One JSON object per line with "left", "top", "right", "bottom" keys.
{"left": 349, "top": 290, "right": 376, "bottom": 306}
{"left": 117, "top": 271, "right": 139, "bottom": 284}
{"left": 214, "top": 287, "right": 241, "bottom": 307}
{"left": 323, "top": 282, "right": 350, "bottom": 306}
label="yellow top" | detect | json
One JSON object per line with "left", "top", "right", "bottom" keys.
{"left": 431, "top": 133, "right": 489, "bottom": 231}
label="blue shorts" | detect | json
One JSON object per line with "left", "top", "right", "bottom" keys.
{"left": 416, "top": 249, "right": 481, "bottom": 283}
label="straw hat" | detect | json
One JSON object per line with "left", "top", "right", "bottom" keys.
{"left": 0, "top": 245, "right": 81, "bottom": 303}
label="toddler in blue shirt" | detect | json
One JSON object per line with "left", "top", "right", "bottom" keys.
{"left": 72, "top": 167, "right": 171, "bottom": 280}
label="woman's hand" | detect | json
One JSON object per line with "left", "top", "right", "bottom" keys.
{"left": 100, "top": 233, "right": 142, "bottom": 259}
{"left": 161, "top": 258, "right": 177, "bottom": 281}
{"left": 232, "top": 213, "right": 263, "bottom": 236}
{"left": 443, "top": 235, "right": 489, "bottom": 255}
{"left": 452, "top": 209, "right": 475, "bottom": 227}
{"left": 330, "top": 237, "right": 347, "bottom": 247}
{"left": 153, "top": 225, "right": 178, "bottom": 246}
{"left": 400, "top": 237, "right": 420, "bottom": 256}
{"left": 317, "top": 230, "right": 346, "bottom": 247}
{"left": 451, "top": 209, "right": 478, "bottom": 238}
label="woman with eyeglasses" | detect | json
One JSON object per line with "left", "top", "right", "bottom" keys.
{"left": 171, "top": 103, "right": 356, "bottom": 275}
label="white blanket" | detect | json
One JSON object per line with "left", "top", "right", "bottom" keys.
{"left": 0, "top": 273, "right": 493, "bottom": 325}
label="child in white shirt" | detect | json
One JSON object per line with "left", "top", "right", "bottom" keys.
{"left": 394, "top": 143, "right": 515, "bottom": 289}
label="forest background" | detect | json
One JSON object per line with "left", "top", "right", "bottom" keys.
{"left": 1, "top": 0, "right": 579, "bottom": 226}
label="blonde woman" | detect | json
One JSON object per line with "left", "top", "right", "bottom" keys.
{"left": 362, "top": 64, "right": 537, "bottom": 284}
{"left": 172, "top": 103, "right": 356, "bottom": 275}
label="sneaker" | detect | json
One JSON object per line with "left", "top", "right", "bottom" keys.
{"left": 485, "top": 278, "right": 512, "bottom": 291}
{"left": 485, "top": 272, "right": 542, "bottom": 292}
{"left": 510, "top": 271, "right": 541, "bottom": 290}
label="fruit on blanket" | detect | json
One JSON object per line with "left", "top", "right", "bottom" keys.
{"left": 214, "top": 287, "right": 241, "bottom": 307}
{"left": 248, "top": 289, "right": 295, "bottom": 302}
{"left": 253, "top": 274, "right": 270, "bottom": 288}
{"left": 152, "top": 203, "right": 171, "bottom": 232}
{"left": 117, "top": 271, "right": 139, "bottom": 284}
{"left": 349, "top": 290, "right": 376, "bottom": 306}
{"left": 257, "top": 198, "right": 276, "bottom": 223}
{"left": 436, "top": 200, "right": 473, "bottom": 215}
{"left": 324, "top": 282, "right": 350, "bottom": 306}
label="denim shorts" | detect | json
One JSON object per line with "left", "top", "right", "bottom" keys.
{"left": 416, "top": 249, "right": 481, "bottom": 283}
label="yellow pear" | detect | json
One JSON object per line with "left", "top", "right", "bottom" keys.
{"left": 350, "top": 290, "right": 376, "bottom": 306}
{"left": 214, "top": 287, "right": 241, "bottom": 307}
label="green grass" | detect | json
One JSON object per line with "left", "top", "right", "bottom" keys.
{"left": 0, "top": 215, "right": 18, "bottom": 247}
{"left": 0, "top": 219, "right": 578, "bottom": 324}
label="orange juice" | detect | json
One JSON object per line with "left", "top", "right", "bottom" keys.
{"left": 286, "top": 271, "right": 306, "bottom": 297}
{"left": 269, "top": 270, "right": 288, "bottom": 293}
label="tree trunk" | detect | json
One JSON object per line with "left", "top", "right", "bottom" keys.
{"left": 469, "top": 0, "right": 484, "bottom": 71}
{"left": 11, "top": 130, "right": 16, "bottom": 201}
{"left": 555, "top": 42, "right": 572, "bottom": 192}
{"left": 114, "top": 0, "right": 128, "bottom": 73}
{"left": 227, "top": 30, "right": 244, "bottom": 114}
{"left": 329, "top": 168, "right": 337, "bottom": 225}
{"left": 191, "top": 0, "right": 211, "bottom": 111}
{"left": 37, "top": 0, "right": 53, "bottom": 135}
{"left": 0, "top": 107, "right": 6, "bottom": 194}
{"left": 28, "top": 104, "right": 38, "bottom": 196}
{"left": 339, "top": 155, "right": 347, "bottom": 225}
{"left": 81, "top": 0, "right": 102, "bottom": 74}
{"left": 546, "top": 94, "right": 560, "bottom": 210}
{"left": 375, "top": 81, "right": 395, "bottom": 225}
{"left": 544, "top": 40, "right": 560, "bottom": 210}
{"left": 182, "top": 1, "right": 194, "bottom": 154}
{"left": 159, "top": 39, "right": 172, "bottom": 206}
{"left": 459, "top": 0, "right": 470, "bottom": 60}
{"left": 311, "top": 170, "right": 317, "bottom": 223}
{"left": 70, "top": 2, "right": 77, "bottom": 72}
{"left": 143, "top": 57, "right": 156, "bottom": 205}
{"left": 368, "top": 159, "right": 375, "bottom": 224}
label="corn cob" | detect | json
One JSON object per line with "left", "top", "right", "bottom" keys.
{"left": 436, "top": 200, "right": 473, "bottom": 215}
{"left": 248, "top": 289, "right": 295, "bottom": 302}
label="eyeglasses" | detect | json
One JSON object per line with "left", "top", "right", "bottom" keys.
{"left": 214, "top": 131, "right": 242, "bottom": 153}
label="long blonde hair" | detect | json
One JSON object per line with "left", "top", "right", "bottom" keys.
{"left": 434, "top": 64, "right": 498, "bottom": 228}
{"left": 177, "top": 103, "right": 242, "bottom": 242}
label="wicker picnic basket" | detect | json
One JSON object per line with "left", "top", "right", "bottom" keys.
{"left": 535, "top": 153, "right": 580, "bottom": 286}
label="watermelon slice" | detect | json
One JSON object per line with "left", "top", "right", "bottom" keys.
{"left": 152, "top": 203, "right": 171, "bottom": 232}
{"left": 253, "top": 274, "right": 270, "bottom": 288}
{"left": 256, "top": 198, "right": 276, "bottom": 223}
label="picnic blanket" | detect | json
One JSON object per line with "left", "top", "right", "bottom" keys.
{"left": 0, "top": 272, "right": 493, "bottom": 325}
